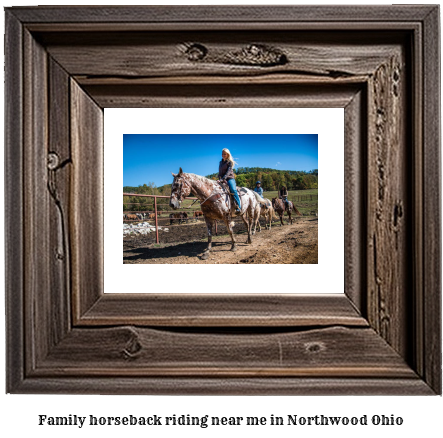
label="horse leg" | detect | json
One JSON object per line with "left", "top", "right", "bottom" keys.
{"left": 288, "top": 211, "right": 293, "bottom": 225}
{"left": 255, "top": 206, "right": 261, "bottom": 233}
{"left": 240, "top": 211, "right": 252, "bottom": 244}
{"left": 280, "top": 212, "right": 284, "bottom": 226}
{"left": 224, "top": 218, "right": 237, "bottom": 251}
{"left": 247, "top": 211, "right": 254, "bottom": 244}
{"left": 200, "top": 218, "right": 214, "bottom": 260}
{"left": 246, "top": 205, "right": 257, "bottom": 244}
{"left": 252, "top": 209, "right": 259, "bottom": 234}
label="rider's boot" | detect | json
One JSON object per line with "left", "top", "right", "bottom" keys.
{"left": 234, "top": 200, "right": 241, "bottom": 214}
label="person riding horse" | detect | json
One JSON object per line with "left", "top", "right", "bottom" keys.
{"left": 254, "top": 181, "right": 269, "bottom": 209}
{"left": 279, "top": 186, "right": 290, "bottom": 210}
{"left": 218, "top": 148, "right": 241, "bottom": 213}
{"left": 169, "top": 168, "right": 264, "bottom": 258}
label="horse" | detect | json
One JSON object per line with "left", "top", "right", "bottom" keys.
{"left": 169, "top": 168, "right": 267, "bottom": 259}
{"left": 253, "top": 198, "right": 277, "bottom": 232}
{"left": 193, "top": 210, "right": 204, "bottom": 218}
{"left": 169, "top": 211, "right": 188, "bottom": 225}
{"left": 272, "top": 197, "right": 301, "bottom": 225}
{"left": 125, "top": 213, "right": 138, "bottom": 221}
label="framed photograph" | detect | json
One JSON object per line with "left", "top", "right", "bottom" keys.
{"left": 108, "top": 108, "right": 341, "bottom": 294}
{"left": 5, "top": 5, "right": 440, "bottom": 394}
{"left": 120, "top": 130, "right": 320, "bottom": 266}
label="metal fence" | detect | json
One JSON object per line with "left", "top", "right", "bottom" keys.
{"left": 123, "top": 192, "right": 208, "bottom": 244}
{"left": 123, "top": 192, "right": 317, "bottom": 244}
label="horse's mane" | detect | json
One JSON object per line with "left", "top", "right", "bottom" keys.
{"left": 185, "top": 173, "right": 216, "bottom": 186}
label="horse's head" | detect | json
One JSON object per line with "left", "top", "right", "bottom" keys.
{"left": 169, "top": 167, "right": 191, "bottom": 209}
{"left": 271, "top": 197, "right": 277, "bottom": 207}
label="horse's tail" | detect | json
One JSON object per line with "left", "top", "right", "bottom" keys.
{"left": 270, "top": 206, "right": 278, "bottom": 220}
{"left": 253, "top": 192, "right": 268, "bottom": 206}
{"left": 291, "top": 202, "right": 302, "bottom": 216}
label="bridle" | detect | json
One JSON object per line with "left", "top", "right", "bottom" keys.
{"left": 172, "top": 176, "right": 192, "bottom": 202}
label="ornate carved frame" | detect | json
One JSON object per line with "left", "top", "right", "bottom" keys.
{"left": 5, "top": 6, "right": 441, "bottom": 394}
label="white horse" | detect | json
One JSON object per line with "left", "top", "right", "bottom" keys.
{"left": 169, "top": 168, "right": 267, "bottom": 258}
{"left": 253, "top": 197, "right": 277, "bottom": 232}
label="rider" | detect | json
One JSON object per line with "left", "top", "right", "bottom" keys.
{"left": 254, "top": 181, "right": 269, "bottom": 209}
{"left": 218, "top": 148, "right": 241, "bottom": 213}
{"left": 254, "top": 181, "right": 264, "bottom": 198}
{"left": 279, "top": 186, "right": 290, "bottom": 210}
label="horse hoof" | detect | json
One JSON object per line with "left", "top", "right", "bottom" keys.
{"left": 230, "top": 245, "right": 237, "bottom": 252}
{"left": 200, "top": 251, "right": 210, "bottom": 260}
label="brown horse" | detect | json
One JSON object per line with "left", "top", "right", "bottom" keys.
{"left": 125, "top": 213, "right": 138, "bottom": 221}
{"left": 272, "top": 197, "right": 301, "bottom": 225}
{"left": 169, "top": 212, "right": 188, "bottom": 224}
{"left": 169, "top": 168, "right": 266, "bottom": 259}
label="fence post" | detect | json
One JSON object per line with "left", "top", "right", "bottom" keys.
{"left": 154, "top": 196, "right": 159, "bottom": 244}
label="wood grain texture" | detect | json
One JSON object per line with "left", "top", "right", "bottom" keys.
{"left": 422, "top": 6, "right": 441, "bottom": 394}
{"left": 5, "top": 10, "right": 24, "bottom": 393}
{"left": 41, "top": 31, "right": 402, "bottom": 80}
{"left": 79, "top": 294, "right": 367, "bottom": 327}
{"left": 411, "top": 18, "right": 425, "bottom": 383}
{"left": 366, "top": 51, "right": 409, "bottom": 358}
{"left": 36, "top": 326, "right": 415, "bottom": 378}
{"left": 12, "top": 377, "right": 433, "bottom": 396}
{"left": 83, "top": 83, "right": 361, "bottom": 108}
{"left": 47, "top": 58, "right": 72, "bottom": 347}
{"left": 4, "top": 5, "right": 441, "bottom": 394}
{"left": 344, "top": 90, "right": 366, "bottom": 314}
{"left": 23, "top": 29, "right": 50, "bottom": 373}
{"left": 70, "top": 81, "right": 104, "bottom": 321}
{"left": 8, "top": 5, "right": 436, "bottom": 23}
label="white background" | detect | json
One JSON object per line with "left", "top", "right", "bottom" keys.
{"left": 1, "top": 1, "right": 442, "bottom": 437}
{"left": 107, "top": 108, "right": 343, "bottom": 293}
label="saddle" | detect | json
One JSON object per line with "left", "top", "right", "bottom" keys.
{"left": 217, "top": 181, "right": 247, "bottom": 213}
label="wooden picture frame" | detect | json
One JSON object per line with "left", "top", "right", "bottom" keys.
{"left": 5, "top": 5, "right": 441, "bottom": 394}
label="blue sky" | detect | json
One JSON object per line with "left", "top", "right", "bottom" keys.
{"left": 123, "top": 134, "right": 318, "bottom": 187}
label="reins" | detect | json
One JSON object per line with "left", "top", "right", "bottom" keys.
{"left": 179, "top": 177, "right": 212, "bottom": 206}
{"left": 200, "top": 191, "right": 218, "bottom": 206}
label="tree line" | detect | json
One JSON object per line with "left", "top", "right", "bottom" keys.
{"left": 206, "top": 167, "right": 318, "bottom": 191}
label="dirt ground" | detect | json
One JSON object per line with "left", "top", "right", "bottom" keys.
{"left": 123, "top": 215, "right": 318, "bottom": 264}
